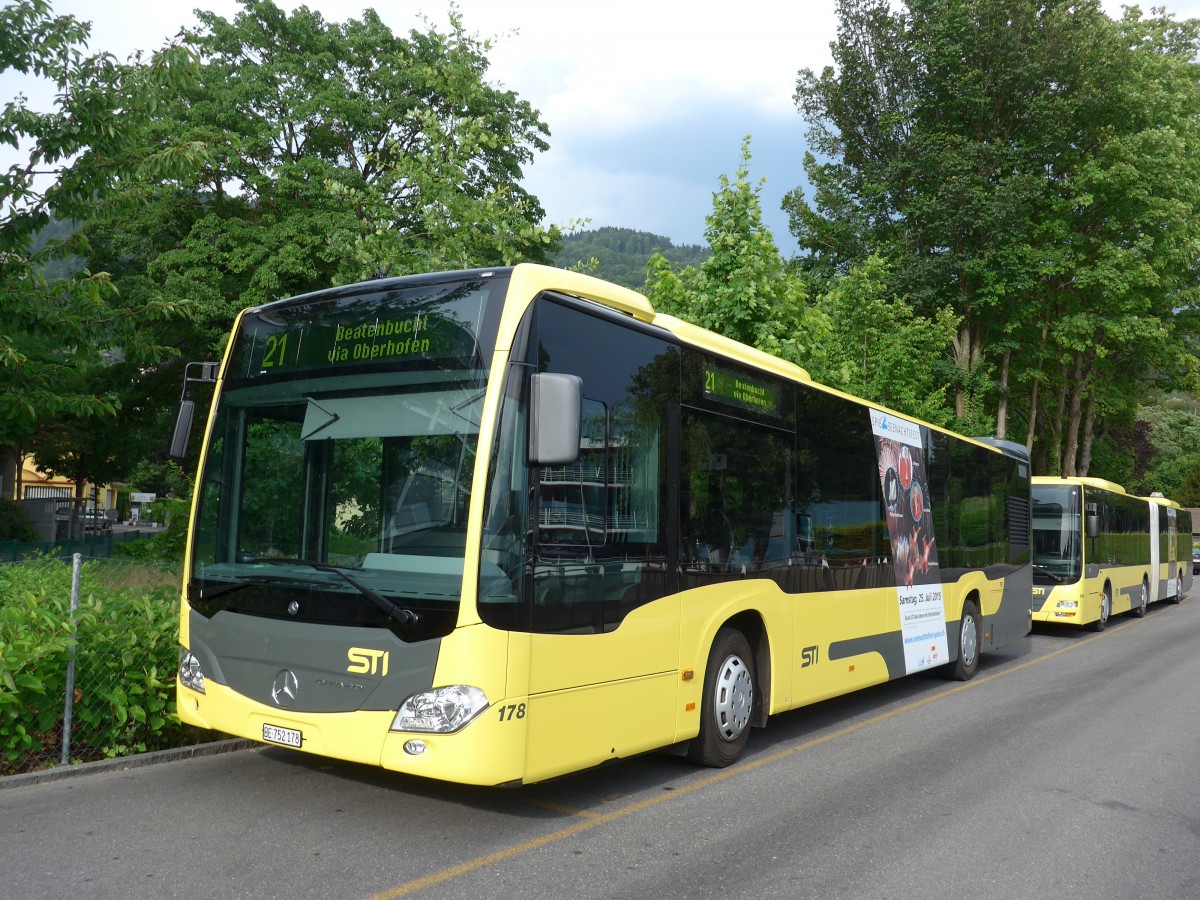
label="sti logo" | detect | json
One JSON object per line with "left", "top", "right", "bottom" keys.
{"left": 347, "top": 647, "right": 389, "bottom": 676}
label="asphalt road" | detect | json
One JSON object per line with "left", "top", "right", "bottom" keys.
{"left": 4, "top": 599, "right": 1199, "bottom": 900}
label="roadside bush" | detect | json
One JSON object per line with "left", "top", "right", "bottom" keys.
{"left": 0, "top": 560, "right": 76, "bottom": 771}
{"left": 0, "top": 557, "right": 204, "bottom": 775}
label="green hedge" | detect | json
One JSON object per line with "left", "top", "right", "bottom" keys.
{"left": 0, "top": 557, "right": 207, "bottom": 775}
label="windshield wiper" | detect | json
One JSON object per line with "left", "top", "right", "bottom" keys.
{"left": 254, "top": 557, "right": 420, "bottom": 627}
{"left": 190, "top": 572, "right": 334, "bottom": 606}
{"left": 192, "top": 581, "right": 256, "bottom": 603}
{"left": 1031, "top": 563, "right": 1066, "bottom": 584}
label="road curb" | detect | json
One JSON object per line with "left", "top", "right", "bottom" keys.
{"left": 0, "top": 739, "right": 257, "bottom": 791}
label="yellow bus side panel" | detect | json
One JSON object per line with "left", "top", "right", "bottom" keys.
{"left": 526, "top": 598, "right": 680, "bottom": 696}
{"left": 523, "top": 673, "right": 678, "bottom": 784}
{"left": 784, "top": 587, "right": 891, "bottom": 713}
{"left": 522, "top": 600, "right": 679, "bottom": 782}
{"left": 428, "top": 622, "right": 513, "bottom": 703}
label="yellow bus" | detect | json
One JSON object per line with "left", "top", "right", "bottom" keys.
{"left": 1145, "top": 493, "right": 1192, "bottom": 605}
{"left": 1031, "top": 476, "right": 1155, "bottom": 629}
{"left": 173, "top": 264, "right": 1031, "bottom": 785}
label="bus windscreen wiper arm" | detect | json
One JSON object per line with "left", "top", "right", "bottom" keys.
{"left": 316, "top": 564, "right": 420, "bottom": 627}
{"left": 256, "top": 557, "right": 421, "bottom": 626}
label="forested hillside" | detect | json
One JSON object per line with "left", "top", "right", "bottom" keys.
{"left": 552, "top": 227, "right": 708, "bottom": 290}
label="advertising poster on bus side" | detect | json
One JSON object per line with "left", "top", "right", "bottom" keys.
{"left": 870, "top": 409, "right": 948, "bottom": 674}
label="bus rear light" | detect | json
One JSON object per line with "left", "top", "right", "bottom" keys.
{"left": 391, "top": 685, "right": 488, "bottom": 734}
{"left": 179, "top": 651, "right": 206, "bottom": 694}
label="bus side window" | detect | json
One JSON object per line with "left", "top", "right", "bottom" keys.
{"left": 793, "top": 389, "right": 893, "bottom": 592}
{"left": 680, "top": 410, "right": 791, "bottom": 585}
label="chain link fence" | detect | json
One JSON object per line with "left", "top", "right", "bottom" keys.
{"left": 0, "top": 554, "right": 221, "bottom": 776}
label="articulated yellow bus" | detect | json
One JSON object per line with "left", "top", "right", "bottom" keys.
{"left": 1031, "top": 476, "right": 1163, "bottom": 629}
{"left": 173, "top": 264, "right": 1031, "bottom": 785}
{"left": 1145, "top": 493, "right": 1192, "bottom": 605}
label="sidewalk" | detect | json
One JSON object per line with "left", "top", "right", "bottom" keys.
{"left": 0, "top": 739, "right": 255, "bottom": 791}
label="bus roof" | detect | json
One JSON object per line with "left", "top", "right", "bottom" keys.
{"left": 1143, "top": 493, "right": 1182, "bottom": 508}
{"left": 1032, "top": 475, "right": 1129, "bottom": 495}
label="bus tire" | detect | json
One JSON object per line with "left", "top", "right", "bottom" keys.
{"left": 1089, "top": 586, "right": 1111, "bottom": 632}
{"left": 948, "top": 599, "right": 981, "bottom": 681}
{"left": 1130, "top": 581, "right": 1148, "bottom": 618}
{"left": 1167, "top": 570, "right": 1183, "bottom": 604}
{"left": 687, "top": 628, "right": 755, "bottom": 768}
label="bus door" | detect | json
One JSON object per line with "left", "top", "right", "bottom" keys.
{"left": 1167, "top": 506, "right": 1179, "bottom": 599}
{"left": 519, "top": 300, "right": 680, "bottom": 782}
{"left": 1149, "top": 500, "right": 1163, "bottom": 600}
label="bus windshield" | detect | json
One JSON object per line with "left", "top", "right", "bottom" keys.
{"left": 1032, "top": 484, "right": 1082, "bottom": 585}
{"left": 187, "top": 273, "right": 508, "bottom": 639}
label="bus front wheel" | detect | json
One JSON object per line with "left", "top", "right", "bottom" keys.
{"left": 948, "top": 599, "right": 980, "bottom": 681}
{"left": 687, "top": 628, "right": 755, "bottom": 768}
{"left": 1090, "top": 587, "right": 1111, "bottom": 632}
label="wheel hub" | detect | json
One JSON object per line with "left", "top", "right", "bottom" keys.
{"left": 961, "top": 616, "right": 978, "bottom": 667}
{"left": 714, "top": 654, "right": 752, "bottom": 741}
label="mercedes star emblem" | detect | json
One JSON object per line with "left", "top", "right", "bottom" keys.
{"left": 271, "top": 669, "right": 299, "bottom": 707}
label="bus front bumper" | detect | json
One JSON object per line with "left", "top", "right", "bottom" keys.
{"left": 177, "top": 680, "right": 528, "bottom": 786}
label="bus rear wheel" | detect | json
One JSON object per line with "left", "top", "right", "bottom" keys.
{"left": 948, "top": 599, "right": 980, "bottom": 681}
{"left": 1089, "top": 587, "right": 1111, "bottom": 632}
{"left": 1130, "top": 581, "right": 1148, "bottom": 618}
{"left": 687, "top": 628, "right": 755, "bottom": 768}
{"left": 1167, "top": 570, "right": 1183, "bottom": 604}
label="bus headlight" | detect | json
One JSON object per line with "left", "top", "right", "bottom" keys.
{"left": 391, "top": 686, "right": 488, "bottom": 734}
{"left": 179, "top": 651, "right": 206, "bottom": 694}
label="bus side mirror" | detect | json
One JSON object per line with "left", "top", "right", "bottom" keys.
{"left": 528, "top": 373, "right": 582, "bottom": 466}
{"left": 169, "top": 400, "right": 195, "bottom": 460}
{"left": 168, "top": 361, "right": 219, "bottom": 460}
{"left": 1085, "top": 512, "right": 1100, "bottom": 539}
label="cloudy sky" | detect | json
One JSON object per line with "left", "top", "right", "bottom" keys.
{"left": 6, "top": 0, "right": 1200, "bottom": 250}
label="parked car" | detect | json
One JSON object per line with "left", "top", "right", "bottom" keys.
{"left": 83, "top": 509, "right": 112, "bottom": 532}
{"left": 1192, "top": 548, "right": 1199, "bottom": 576}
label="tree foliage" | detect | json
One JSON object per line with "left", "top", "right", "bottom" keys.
{"left": 788, "top": 0, "right": 1200, "bottom": 476}
{"left": 0, "top": 0, "right": 209, "bottom": 465}
{"left": 645, "top": 138, "right": 828, "bottom": 369}
{"left": 811, "top": 255, "right": 961, "bottom": 428}
{"left": 133, "top": 0, "right": 558, "bottom": 300}
{"left": 39, "top": 0, "right": 560, "bottom": 488}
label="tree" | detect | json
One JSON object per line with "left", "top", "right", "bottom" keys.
{"left": 0, "top": 0, "right": 209, "bottom": 492}
{"left": 644, "top": 138, "right": 828, "bottom": 369}
{"left": 80, "top": 0, "right": 563, "bottom": 481}
{"left": 141, "top": 0, "right": 558, "bottom": 296}
{"left": 787, "top": 0, "right": 1200, "bottom": 476}
{"left": 811, "top": 255, "right": 961, "bottom": 428}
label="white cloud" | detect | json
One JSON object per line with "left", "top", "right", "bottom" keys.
{"left": 10, "top": 0, "right": 1200, "bottom": 251}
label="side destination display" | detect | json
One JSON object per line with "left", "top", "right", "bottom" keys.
{"left": 704, "top": 365, "right": 782, "bottom": 416}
